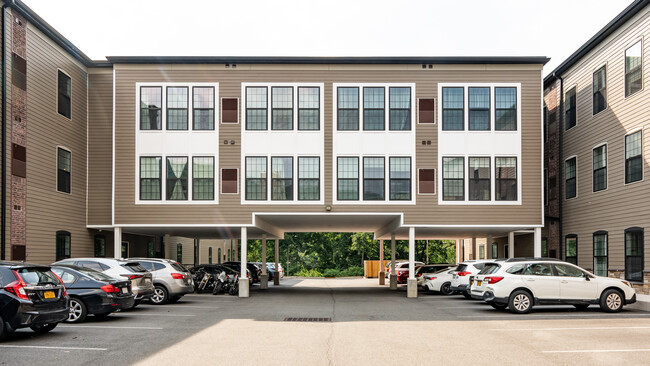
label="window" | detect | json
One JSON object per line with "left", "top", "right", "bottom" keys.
{"left": 523, "top": 263, "right": 553, "bottom": 276}
{"left": 442, "top": 87, "right": 463, "bottom": 131}
{"left": 625, "top": 40, "right": 643, "bottom": 97}
{"left": 56, "top": 231, "right": 71, "bottom": 261}
{"left": 57, "top": 70, "right": 71, "bottom": 118}
{"left": 479, "top": 246, "right": 485, "bottom": 260}
{"left": 418, "top": 98, "right": 435, "bottom": 123}
{"left": 565, "top": 157, "right": 577, "bottom": 199}
{"left": 593, "top": 231, "right": 608, "bottom": 277}
{"left": 166, "top": 157, "right": 188, "bottom": 200}
{"left": 468, "top": 87, "right": 490, "bottom": 130}
{"left": 57, "top": 148, "right": 71, "bottom": 193}
{"left": 272, "top": 87, "right": 293, "bottom": 130}
{"left": 209, "top": 247, "right": 213, "bottom": 264}
{"left": 337, "top": 87, "right": 359, "bottom": 130}
{"left": 192, "top": 157, "right": 214, "bottom": 200}
{"left": 193, "top": 87, "right": 214, "bottom": 129}
{"left": 506, "top": 264, "right": 525, "bottom": 275}
{"left": 625, "top": 227, "right": 644, "bottom": 282}
{"left": 442, "top": 157, "right": 464, "bottom": 201}
{"left": 218, "top": 248, "right": 221, "bottom": 264}
{"left": 271, "top": 157, "right": 293, "bottom": 200}
{"left": 565, "top": 87, "right": 576, "bottom": 130}
{"left": 245, "top": 157, "right": 267, "bottom": 200}
{"left": 298, "top": 157, "right": 319, "bottom": 200}
{"left": 140, "top": 157, "right": 162, "bottom": 200}
{"left": 491, "top": 243, "right": 498, "bottom": 259}
{"left": 593, "top": 66, "right": 607, "bottom": 115}
{"left": 542, "top": 238, "right": 548, "bottom": 257}
{"left": 221, "top": 98, "right": 238, "bottom": 124}
{"left": 495, "top": 157, "right": 517, "bottom": 201}
{"left": 147, "top": 242, "right": 155, "bottom": 258}
{"left": 418, "top": 169, "right": 435, "bottom": 194}
{"left": 363, "top": 157, "right": 385, "bottom": 200}
{"left": 140, "top": 86, "right": 162, "bottom": 130}
{"left": 495, "top": 87, "right": 517, "bottom": 131}
{"left": 555, "top": 264, "right": 586, "bottom": 278}
{"left": 389, "top": 87, "right": 411, "bottom": 130}
{"left": 167, "top": 87, "right": 188, "bottom": 130}
{"left": 177, "top": 244, "right": 182, "bottom": 263}
{"left": 504, "top": 244, "right": 509, "bottom": 257}
{"left": 389, "top": 157, "right": 411, "bottom": 200}
{"left": 593, "top": 145, "right": 607, "bottom": 192}
{"left": 469, "top": 157, "right": 490, "bottom": 201}
{"left": 94, "top": 235, "right": 106, "bottom": 257}
{"left": 565, "top": 235, "right": 577, "bottom": 265}
{"left": 298, "top": 87, "right": 319, "bottom": 130}
{"left": 363, "top": 87, "right": 384, "bottom": 130}
{"left": 625, "top": 131, "right": 643, "bottom": 183}
{"left": 221, "top": 169, "right": 238, "bottom": 194}
{"left": 246, "top": 87, "right": 267, "bottom": 130}
{"left": 337, "top": 157, "right": 358, "bottom": 200}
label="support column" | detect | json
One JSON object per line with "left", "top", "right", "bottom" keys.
{"left": 534, "top": 227, "right": 542, "bottom": 258}
{"left": 163, "top": 234, "right": 171, "bottom": 259}
{"left": 379, "top": 239, "right": 385, "bottom": 285}
{"left": 260, "top": 234, "right": 268, "bottom": 289}
{"left": 487, "top": 234, "right": 493, "bottom": 259}
{"left": 194, "top": 239, "right": 200, "bottom": 266}
{"left": 113, "top": 227, "right": 122, "bottom": 259}
{"left": 389, "top": 233, "right": 397, "bottom": 290}
{"left": 239, "top": 227, "right": 249, "bottom": 297}
{"left": 274, "top": 239, "right": 280, "bottom": 285}
{"left": 456, "top": 238, "right": 462, "bottom": 263}
{"left": 472, "top": 236, "right": 478, "bottom": 260}
{"left": 407, "top": 227, "right": 417, "bottom": 298}
{"left": 426, "top": 241, "right": 429, "bottom": 264}
{"left": 508, "top": 231, "right": 515, "bottom": 258}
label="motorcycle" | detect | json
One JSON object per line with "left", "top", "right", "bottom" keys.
{"left": 196, "top": 272, "right": 215, "bottom": 293}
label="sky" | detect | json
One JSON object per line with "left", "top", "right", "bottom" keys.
{"left": 22, "top": 0, "right": 633, "bottom": 76}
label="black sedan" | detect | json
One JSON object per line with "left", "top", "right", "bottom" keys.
{"left": 51, "top": 265, "right": 134, "bottom": 323}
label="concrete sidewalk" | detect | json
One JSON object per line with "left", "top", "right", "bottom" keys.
{"left": 630, "top": 293, "right": 650, "bottom": 312}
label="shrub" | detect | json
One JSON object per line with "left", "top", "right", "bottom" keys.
{"left": 295, "top": 268, "right": 323, "bottom": 277}
{"left": 323, "top": 268, "right": 340, "bottom": 277}
{"left": 346, "top": 266, "right": 364, "bottom": 277}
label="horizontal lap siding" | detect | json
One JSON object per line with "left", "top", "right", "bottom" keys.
{"left": 114, "top": 66, "right": 542, "bottom": 227}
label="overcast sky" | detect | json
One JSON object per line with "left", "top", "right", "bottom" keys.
{"left": 23, "top": 0, "right": 632, "bottom": 75}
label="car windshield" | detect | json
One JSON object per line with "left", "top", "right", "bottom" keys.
{"left": 478, "top": 263, "right": 500, "bottom": 275}
{"left": 456, "top": 264, "right": 468, "bottom": 272}
{"left": 77, "top": 268, "right": 114, "bottom": 281}
{"left": 121, "top": 262, "right": 148, "bottom": 273}
{"left": 434, "top": 267, "right": 451, "bottom": 274}
{"left": 171, "top": 262, "right": 186, "bottom": 272}
{"left": 15, "top": 268, "right": 61, "bottom": 286}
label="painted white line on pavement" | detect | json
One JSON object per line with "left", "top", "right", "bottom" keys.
{"left": 543, "top": 349, "right": 650, "bottom": 354}
{"left": 141, "top": 305, "right": 217, "bottom": 309}
{"left": 493, "top": 326, "right": 650, "bottom": 331}
{"left": 115, "top": 313, "right": 195, "bottom": 317}
{"left": 458, "top": 314, "right": 650, "bottom": 318}
{"left": 59, "top": 325, "right": 163, "bottom": 330}
{"left": 0, "top": 345, "right": 106, "bottom": 351}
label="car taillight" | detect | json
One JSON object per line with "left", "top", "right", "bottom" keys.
{"left": 4, "top": 280, "right": 28, "bottom": 300}
{"left": 485, "top": 276, "right": 504, "bottom": 284}
{"left": 171, "top": 273, "right": 184, "bottom": 279}
{"left": 457, "top": 271, "right": 472, "bottom": 276}
{"left": 126, "top": 275, "right": 143, "bottom": 280}
{"left": 426, "top": 277, "right": 437, "bottom": 281}
{"left": 51, "top": 272, "right": 68, "bottom": 297}
{"left": 417, "top": 273, "right": 422, "bottom": 277}
{"left": 101, "top": 284, "right": 120, "bottom": 293}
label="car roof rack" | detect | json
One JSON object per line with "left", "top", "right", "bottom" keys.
{"left": 505, "top": 257, "right": 563, "bottom": 262}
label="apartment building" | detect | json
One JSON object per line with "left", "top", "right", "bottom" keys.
{"left": 544, "top": 0, "right": 650, "bottom": 293}
{"left": 0, "top": 0, "right": 546, "bottom": 296}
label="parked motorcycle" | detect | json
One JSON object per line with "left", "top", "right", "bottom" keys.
{"left": 196, "top": 272, "right": 215, "bottom": 293}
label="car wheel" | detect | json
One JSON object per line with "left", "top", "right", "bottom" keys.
{"left": 600, "top": 289, "right": 623, "bottom": 313}
{"left": 573, "top": 304, "right": 590, "bottom": 310}
{"left": 66, "top": 298, "right": 87, "bottom": 323}
{"left": 488, "top": 301, "right": 508, "bottom": 310}
{"left": 30, "top": 323, "right": 58, "bottom": 333}
{"left": 440, "top": 282, "right": 453, "bottom": 296}
{"left": 150, "top": 285, "right": 169, "bottom": 305}
{"left": 168, "top": 296, "right": 181, "bottom": 304}
{"left": 509, "top": 290, "right": 533, "bottom": 314}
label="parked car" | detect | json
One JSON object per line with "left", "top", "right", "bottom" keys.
{"left": 51, "top": 265, "right": 134, "bottom": 322}
{"left": 188, "top": 264, "right": 239, "bottom": 292}
{"left": 252, "top": 262, "right": 278, "bottom": 280}
{"left": 127, "top": 258, "right": 194, "bottom": 305}
{"left": 450, "top": 260, "right": 492, "bottom": 298}
{"left": 390, "top": 261, "right": 425, "bottom": 283}
{"left": 268, "top": 263, "right": 284, "bottom": 278}
{"left": 53, "top": 258, "right": 155, "bottom": 307}
{"left": 471, "top": 258, "right": 637, "bottom": 313}
{"left": 0, "top": 261, "right": 69, "bottom": 339}
{"left": 223, "top": 262, "right": 261, "bottom": 283}
{"left": 416, "top": 264, "right": 455, "bottom": 286}
{"left": 422, "top": 267, "right": 458, "bottom": 295}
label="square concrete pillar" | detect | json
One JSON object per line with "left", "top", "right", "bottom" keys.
{"left": 379, "top": 239, "right": 385, "bottom": 285}
{"left": 390, "top": 233, "right": 397, "bottom": 290}
{"left": 260, "top": 235, "right": 268, "bottom": 289}
{"left": 274, "top": 239, "right": 280, "bottom": 285}
{"left": 407, "top": 227, "right": 417, "bottom": 298}
{"left": 113, "top": 227, "right": 122, "bottom": 259}
{"left": 239, "top": 227, "right": 249, "bottom": 297}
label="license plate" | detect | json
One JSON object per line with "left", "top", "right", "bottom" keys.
{"left": 121, "top": 287, "right": 128, "bottom": 294}
{"left": 43, "top": 291, "right": 55, "bottom": 299}
{"left": 477, "top": 281, "right": 482, "bottom": 286}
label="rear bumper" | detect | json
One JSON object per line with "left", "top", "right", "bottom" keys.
{"left": 133, "top": 285, "right": 155, "bottom": 300}
{"left": 450, "top": 284, "right": 468, "bottom": 293}
{"left": 87, "top": 294, "right": 135, "bottom": 314}
{"left": 167, "top": 282, "right": 195, "bottom": 297}
{"left": 482, "top": 291, "right": 509, "bottom": 305}
{"left": 471, "top": 289, "right": 485, "bottom": 300}
{"left": 6, "top": 300, "right": 69, "bottom": 330}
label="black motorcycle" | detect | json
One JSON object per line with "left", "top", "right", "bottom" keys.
{"left": 196, "top": 272, "right": 215, "bottom": 293}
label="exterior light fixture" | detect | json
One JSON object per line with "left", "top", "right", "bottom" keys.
{"left": 325, "top": 205, "right": 332, "bottom": 211}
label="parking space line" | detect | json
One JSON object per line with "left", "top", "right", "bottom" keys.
{"left": 141, "top": 305, "right": 217, "bottom": 309}
{"left": 58, "top": 325, "right": 163, "bottom": 330}
{"left": 115, "top": 313, "right": 195, "bottom": 317}
{"left": 0, "top": 345, "right": 107, "bottom": 351}
{"left": 457, "top": 314, "right": 650, "bottom": 318}
{"left": 542, "top": 349, "right": 650, "bottom": 353}
{"left": 492, "top": 326, "right": 650, "bottom": 331}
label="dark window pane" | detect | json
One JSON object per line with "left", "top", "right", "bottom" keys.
{"left": 56, "top": 231, "right": 71, "bottom": 261}
{"left": 271, "top": 157, "right": 293, "bottom": 200}
{"left": 246, "top": 87, "right": 267, "bottom": 130}
{"left": 272, "top": 87, "right": 293, "bottom": 130}
{"left": 593, "top": 66, "right": 607, "bottom": 115}
{"left": 625, "top": 229, "right": 644, "bottom": 282}
{"left": 338, "top": 88, "right": 359, "bottom": 130}
{"left": 246, "top": 157, "right": 267, "bottom": 200}
{"left": 298, "top": 87, "right": 319, "bottom": 130}
{"left": 442, "top": 157, "right": 464, "bottom": 200}
{"left": 167, "top": 87, "right": 188, "bottom": 130}
{"left": 338, "top": 157, "right": 358, "bottom": 200}
{"left": 140, "top": 87, "right": 162, "bottom": 130}
{"left": 193, "top": 87, "right": 214, "bottom": 130}
{"left": 298, "top": 157, "right": 319, "bottom": 200}
{"left": 495, "top": 157, "right": 516, "bottom": 201}
{"left": 495, "top": 87, "right": 516, "bottom": 131}
{"left": 364, "top": 157, "right": 385, "bottom": 200}
{"left": 593, "top": 145, "right": 607, "bottom": 192}
{"left": 442, "top": 87, "right": 463, "bottom": 131}
{"left": 625, "top": 131, "right": 643, "bottom": 183}
{"left": 565, "top": 87, "right": 576, "bottom": 130}
{"left": 469, "top": 157, "right": 490, "bottom": 200}
{"left": 58, "top": 71, "right": 71, "bottom": 118}
{"left": 140, "top": 157, "right": 161, "bottom": 200}
{"left": 389, "top": 157, "right": 410, "bottom": 200}
{"left": 192, "top": 157, "right": 214, "bottom": 200}
{"left": 565, "top": 157, "right": 577, "bottom": 199}
{"left": 468, "top": 87, "right": 490, "bottom": 131}
{"left": 57, "top": 148, "right": 71, "bottom": 193}
{"left": 166, "top": 157, "right": 188, "bottom": 200}
{"left": 565, "top": 236, "right": 577, "bottom": 265}
{"left": 389, "top": 87, "right": 411, "bottom": 130}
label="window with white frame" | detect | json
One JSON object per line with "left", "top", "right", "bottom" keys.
{"left": 193, "top": 87, "right": 215, "bottom": 130}
{"left": 363, "top": 157, "right": 385, "bottom": 200}
{"left": 469, "top": 157, "right": 490, "bottom": 201}
{"left": 468, "top": 87, "right": 490, "bottom": 131}
{"left": 166, "top": 157, "right": 188, "bottom": 200}
{"left": 337, "top": 87, "right": 360, "bottom": 130}
{"left": 140, "top": 87, "right": 162, "bottom": 130}
{"left": 271, "top": 157, "right": 293, "bottom": 200}
{"left": 167, "top": 87, "right": 188, "bottom": 130}
{"left": 495, "top": 157, "right": 517, "bottom": 201}
{"left": 442, "top": 87, "right": 464, "bottom": 131}
{"left": 246, "top": 87, "right": 268, "bottom": 130}
{"left": 298, "top": 87, "right": 320, "bottom": 130}
{"left": 271, "top": 87, "right": 293, "bottom": 130}
{"left": 363, "top": 87, "right": 384, "bottom": 130}
{"left": 57, "top": 147, "right": 71, "bottom": 194}
{"left": 298, "top": 157, "right": 320, "bottom": 200}
{"left": 192, "top": 157, "right": 214, "bottom": 200}
{"left": 625, "top": 131, "right": 642, "bottom": 184}
{"left": 389, "top": 87, "right": 411, "bottom": 131}
{"left": 245, "top": 157, "right": 267, "bottom": 200}
{"left": 442, "top": 157, "right": 464, "bottom": 201}
{"left": 593, "top": 66, "right": 607, "bottom": 115}
{"left": 565, "top": 157, "right": 577, "bottom": 199}
{"left": 337, "top": 157, "right": 359, "bottom": 200}
{"left": 389, "top": 157, "right": 411, "bottom": 200}
{"left": 140, "top": 156, "right": 162, "bottom": 200}
{"left": 625, "top": 40, "right": 643, "bottom": 97}
{"left": 495, "top": 87, "right": 517, "bottom": 131}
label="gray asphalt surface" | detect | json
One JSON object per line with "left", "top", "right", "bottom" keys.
{"left": 2, "top": 278, "right": 650, "bottom": 365}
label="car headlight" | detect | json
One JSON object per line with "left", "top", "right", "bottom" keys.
{"left": 622, "top": 281, "right": 632, "bottom": 287}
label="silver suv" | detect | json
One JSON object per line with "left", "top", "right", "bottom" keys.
{"left": 128, "top": 258, "right": 194, "bottom": 304}
{"left": 53, "top": 258, "right": 155, "bottom": 307}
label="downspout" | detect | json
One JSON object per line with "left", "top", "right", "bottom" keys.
{"left": 555, "top": 72, "right": 564, "bottom": 261}
{"left": 1, "top": 2, "right": 9, "bottom": 260}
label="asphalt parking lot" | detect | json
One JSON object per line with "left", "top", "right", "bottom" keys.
{"left": 2, "top": 278, "right": 650, "bottom": 366}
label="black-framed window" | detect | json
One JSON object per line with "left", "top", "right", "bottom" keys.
{"left": 167, "top": 86, "right": 188, "bottom": 130}
{"left": 363, "top": 157, "right": 385, "bottom": 200}
{"left": 271, "top": 157, "right": 293, "bottom": 200}
{"left": 565, "top": 87, "right": 576, "bottom": 130}
{"left": 363, "top": 87, "right": 384, "bottom": 130}
{"left": 193, "top": 86, "right": 214, "bottom": 130}
{"left": 177, "top": 244, "right": 182, "bottom": 263}
{"left": 542, "top": 238, "right": 548, "bottom": 257}
{"left": 245, "top": 157, "right": 267, "bottom": 200}
{"left": 337, "top": 157, "right": 358, "bottom": 200}
{"left": 593, "top": 231, "right": 608, "bottom": 277}
{"left": 56, "top": 231, "right": 71, "bottom": 261}
{"left": 217, "top": 248, "right": 221, "bottom": 264}
{"left": 495, "top": 87, "right": 516, "bottom": 131}
{"left": 565, "top": 157, "right": 577, "bottom": 199}
{"left": 166, "top": 157, "right": 188, "bottom": 200}
{"left": 94, "top": 235, "right": 106, "bottom": 257}
{"left": 565, "top": 235, "right": 577, "bottom": 265}
{"left": 337, "top": 87, "right": 359, "bottom": 130}
{"left": 140, "top": 156, "right": 161, "bottom": 200}
{"left": 272, "top": 87, "right": 293, "bottom": 130}
{"left": 442, "top": 87, "right": 463, "bottom": 131}
{"left": 389, "top": 157, "right": 411, "bottom": 200}
{"left": 468, "top": 87, "right": 490, "bottom": 131}
{"left": 57, "top": 70, "right": 71, "bottom": 119}
{"left": 57, "top": 147, "right": 71, "bottom": 193}
{"left": 593, "top": 66, "right": 607, "bottom": 115}
{"left": 298, "top": 87, "right": 319, "bottom": 130}
{"left": 442, "top": 157, "right": 464, "bottom": 201}
{"left": 625, "top": 227, "right": 644, "bottom": 282}
{"left": 389, "top": 87, "right": 411, "bottom": 131}
{"left": 593, "top": 145, "right": 607, "bottom": 192}
{"left": 625, "top": 131, "right": 643, "bottom": 183}
{"left": 246, "top": 87, "right": 267, "bottom": 130}
{"left": 192, "top": 157, "right": 214, "bottom": 200}
{"left": 469, "top": 157, "right": 490, "bottom": 201}
{"left": 298, "top": 157, "right": 319, "bottom": 200}
{"left": 140, "top": 86, "right": 162, "bottom": 130}
{"left": 209, "top": 247, "right": 213, "bottom": 264}
{"left": 625, "top": 40, "right": 643, "bottom": 97}
{"left": 491, "top": 243, "right": 498, "bottom": 259}
{"left": 147, "top": 242, "right": 155, "bottom": 258}
{"left": 495, "top": 157, "right": 517, "bottom": 201}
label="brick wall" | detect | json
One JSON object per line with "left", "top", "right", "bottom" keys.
{"left": 543, "top": 79, "right": 561, "bottom": 259}
{"left": 609, "top": 270, "right": 650, "bottom": 295}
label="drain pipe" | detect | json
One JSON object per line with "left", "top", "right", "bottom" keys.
{"left": 1, "top": 2, "right": 9, "bottom": 260}
{"left": 554, "top": 72, "right": 564, "bottom": 261}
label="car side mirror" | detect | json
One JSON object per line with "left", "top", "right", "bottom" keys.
{"left": 585, "top": 275, "right": 591, "bottom": 281}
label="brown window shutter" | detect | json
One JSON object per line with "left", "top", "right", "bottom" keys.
{"left": 418, "top": 169, "right": 435, "bottom": 194}
{"left": 418, "top": 98, "right": 435, "bottom": 123}
{"left": 222, "top": 98, "right": 238, "bottom": 123}
{"left": 221, "top": 169, "right": 238, "bottom": 194}
{"left": 12, "top": 53, "right": 26, "bottom": 91}
{"left": 12, "top": 143, "right": 26, "bottom": 178}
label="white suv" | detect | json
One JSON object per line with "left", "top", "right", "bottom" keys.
{"left": 423, "top": 267, "right": 457, "bottom": 295}
{"left": 471, "top": 258, "right": 637, "bottom": 314}
{"left": 450, "top": 260, "right": 492, "bottom": 298}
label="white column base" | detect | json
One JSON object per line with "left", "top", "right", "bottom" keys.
{"left": 407, "top": 278, "right": 418, "bottom": 298}
{"left": 238, "top": 277, "right": 250, "bottom": 297}
{"left": 389, "top": 274, "right": 397, "bottom": 290}
{"left": 260, "top": 274, "right": 268, "bottom": 289}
